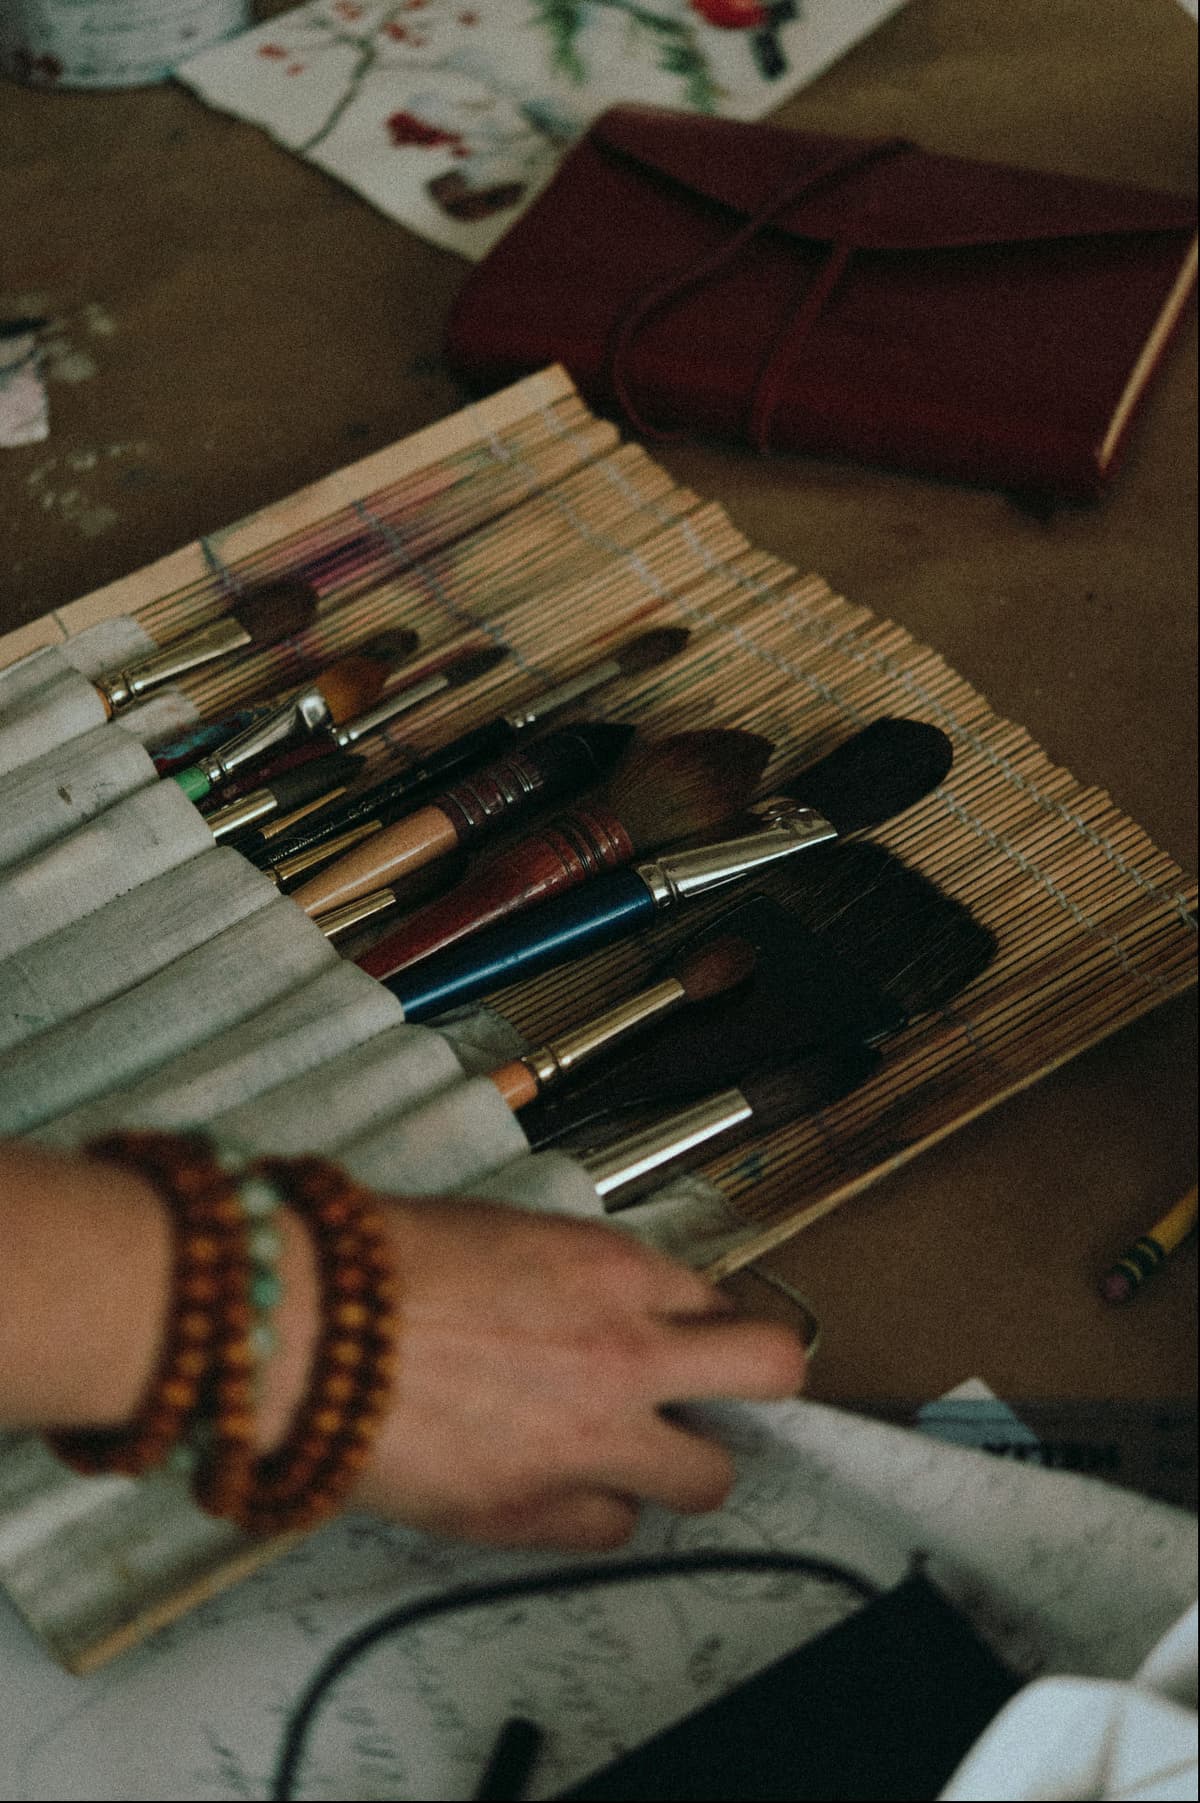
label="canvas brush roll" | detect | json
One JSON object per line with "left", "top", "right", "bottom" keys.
{"left": 445, "top": 104, "right": 1198, "bottom": 499}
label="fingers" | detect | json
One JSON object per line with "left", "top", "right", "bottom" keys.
{"left": 580, "top": 1228, "right": 732, "bottom": 1320}
{"left": 651, "top": 1316, "right": 807, "bottom": 1402}
{"left": 604, "top": 1419, "right": 736, "bottom": 1517}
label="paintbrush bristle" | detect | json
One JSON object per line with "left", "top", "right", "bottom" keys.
{"left": 443, "top": 643, "right": 511, "bottom": 687}
{"left": 612, "top": 626, "right": 691, "bottom": 676}
{"left": 783, "top": 718, "right": 953, "bottom": 834}
{"left": 674, "top": 934, "right": 757, "bottom": 1003}
{"left": 318, "top": 653, "right": 395, "bottom": 724}
{"left": 740, "top": 1046, "right": 878, "bottom": 1132}
{"left": 606, "top": 729, "right": 774, "bottom": 848}
{"left": 266, "top": 751, "right": 365, "bottom": 811}
{"left": 357, "top": 627, "right": 421, "bottom": 666}
{"left": 768, "top": 842, "right": 998, "bottom": 1014}
{"left": 232, "top": 580, "right": 319, "bottom": 647}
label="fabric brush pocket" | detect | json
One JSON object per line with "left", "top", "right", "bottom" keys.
{"left": 0, "top": 778, "right": 215, "bottom": 960}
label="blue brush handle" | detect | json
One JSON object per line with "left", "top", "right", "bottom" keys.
{"left": 390, "top": 868, "right": 658, "bottom": 1021}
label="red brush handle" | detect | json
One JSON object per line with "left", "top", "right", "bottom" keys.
{"left": 356, "top": 805, "right": 635, "bottom": 980}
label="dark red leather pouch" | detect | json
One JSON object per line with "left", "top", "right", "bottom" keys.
{"left": 445, "top": 104, "right": 1197, "bottom": 499}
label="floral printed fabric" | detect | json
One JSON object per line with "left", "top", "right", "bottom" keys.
{"left": 177, "top": 0, "right": 909, "bottom": 257}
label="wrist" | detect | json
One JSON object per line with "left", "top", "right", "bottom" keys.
{"left": 253, "top": 1203, "right": 321, "bottom": 1456}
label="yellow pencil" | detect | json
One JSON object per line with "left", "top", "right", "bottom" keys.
{"left": 1100, "top": 1185, "right": 1198, "bottom": 1305}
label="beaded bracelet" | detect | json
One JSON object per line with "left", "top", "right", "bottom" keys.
{"left": 203, "top": 1155, "right": 399, "bottom": 1538}
{"left": 46, "top": 1132, "right": 397, "bottom": 1539}
{"left": 47, "top": 1130, "right": 257, "bottom": 1480}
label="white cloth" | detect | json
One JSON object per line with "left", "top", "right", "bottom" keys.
{"left": 941, "top": 1602, "right": 1198, "bottom": 1802}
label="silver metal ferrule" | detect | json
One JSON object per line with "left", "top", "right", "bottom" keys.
{"left": 197, "top": 689, "right": 332, "bottom": 785}
{"left": 98, "top": 617, "right": 251, "bottom": 711}
{"left": 524, "top": 977, "right": 685, "bottom": 1089}
{"left": 632, "top": 803, "right": 838, "bottom": 910}
{"left": 333, "top": 671, "right": 450, "bottom": 747}
{"left": 503, "top": 659, "right": 621, "bottom": 732}
{"left": 584, "top": 1088, "right": 753, "bottom": 1206}
{"left": 206, "top": 787, "right": 278, "bottom": 841}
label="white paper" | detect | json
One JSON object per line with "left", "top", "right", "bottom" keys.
{"left": 0, "top": 330, "right": 49, "bottom": 448}
{"left": 0, "top": 1396, "right": 1194, "bottom": 1802}
{"left": 178, "top": 0, "right": 911, "bottom": 259}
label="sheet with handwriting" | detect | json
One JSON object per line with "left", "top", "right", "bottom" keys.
{"left": 0, "top": 1394, "right": 1195, "bottom": 1801}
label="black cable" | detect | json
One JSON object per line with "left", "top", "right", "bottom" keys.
{"left": 272, "top": 1547, "right": 882, "bottom": 1801}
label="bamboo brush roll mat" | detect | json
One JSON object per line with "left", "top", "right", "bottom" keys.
{"left": 0, "top": 363, "right": 1196, "bottom": 1668}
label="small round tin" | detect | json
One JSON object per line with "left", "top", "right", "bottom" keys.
{"left": 1, "top": 1, "right": 250, "bottom": 91}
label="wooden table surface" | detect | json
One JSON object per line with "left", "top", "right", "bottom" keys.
{"left": 2, "top": 0, "right": 1195, "bottom": 1445}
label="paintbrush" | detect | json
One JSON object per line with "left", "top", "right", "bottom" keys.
{"left": 355, "top": 728, "right": 773, "bottom": 980}
{"left": 581, "top": 1051, "right": 882, "bottom": 1210}
{"left": 252, "top": 626, "right": 691, "bottom": 871}
{"left": 522, "top": 851, "right": 997, "bottom": 1147}
{"left": 150, "top": 627, "right": 420, "bottom": 779}
{"left": 90, "top": 579, "right": 318, "bottom": 715}
{"left": 202, "top": 751, "right": 366, "bottom": 841}
{"left": 172, "top": 643, "right": 506, "bottom": 805}
{"left": 486, "top": 934, "right": 758, "bottom": 1109}
{"left": 285, "top": 721, "right": 636, "bottom": 917}
{"left": 367, "top": 716, "right": 953, "bottom": 1019}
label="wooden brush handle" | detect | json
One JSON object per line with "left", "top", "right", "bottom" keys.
{"left": 356, "top": 805, "right": 635, "bottom": 981}
{"left": 293, "top": 736, "right": 617, "bottom": 918}
{"left": 292, "top": 805, "right": 459, "bottom": 917}
{"left": 488, "top": 1061, "right": 540, "bottom": 1109}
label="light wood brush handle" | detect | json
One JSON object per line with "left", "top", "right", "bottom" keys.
{"left": 292, "top": 726, "right": 633, "bottom": 919}
{"left": 292, "top": 806, "right": 459, "bottom": 917}
{"left": 488, "top": 1062, "right": 541, "bottom": 1109}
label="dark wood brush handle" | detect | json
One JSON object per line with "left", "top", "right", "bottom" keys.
{"left": 356, "top": 805, "right": 635, "bottom": 980}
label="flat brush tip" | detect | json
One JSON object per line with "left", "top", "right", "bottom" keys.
{"left": 233, "top": 580, "right": 319, "bottom": 646}
{"left": 675, "top": 934, "right": 758, "bottom": 1002}
{"left": 742, "top": 1045, "right": 878, "bottom": 1129}
{"left": 786, "top": 718, "right": 953, "bottom": 834}
{"left": 613, "top": 626, "right": 691, "bottom": 675}
{"left": 319, "top": 653, "right": 393, "bottom": 723}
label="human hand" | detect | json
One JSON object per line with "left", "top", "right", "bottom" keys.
{"left": 350, "top": 1197, "right": 806, "bottom": 1551}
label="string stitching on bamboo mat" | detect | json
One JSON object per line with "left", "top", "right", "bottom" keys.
{"left": 530, "top": 398, "right": 1195, "bottom": 923}
{"left": 199, "top": 535, "right": 245, "bottom": 599}
{"left": 511, "top": 449, "right": 1145, "bottom": 972}
{"left": 933, "top": 792, "right": 1177, "bottom": 995}
{"left": 526, "top": 472, "right": 1185, "bottom": 992}
{"left": 485, "top": 455, "right": 1016, "bottom": 1053}
{"left": 767, "top": 602, "right": 1198, "bottom": 928}
{"left": 349, "top": 499, "right": 542, "bottom": 681}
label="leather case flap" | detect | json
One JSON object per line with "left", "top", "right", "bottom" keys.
{"left": 591, "top": 105, "right": 1198, "bottom": 252}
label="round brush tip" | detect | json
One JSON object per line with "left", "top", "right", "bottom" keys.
{"left": 789, "top": 718, "right": 954, "bottom": 835}
{"left": 675, "top": 934, "right": 758, "bottom": 1002}
{"left": 613, "top": 626, "right": 691, "bottom": 675}
{"left": 614, "top": 728, "right": 775, "bottom": 844}
{"left": 446, "top": 643, "right": 511, "bottom": 686}
{"left": 358, "top": 627, "right": 421, "bottom": 665}
{"left": 234, "top": 579, "right": 320, "bottom": 646}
